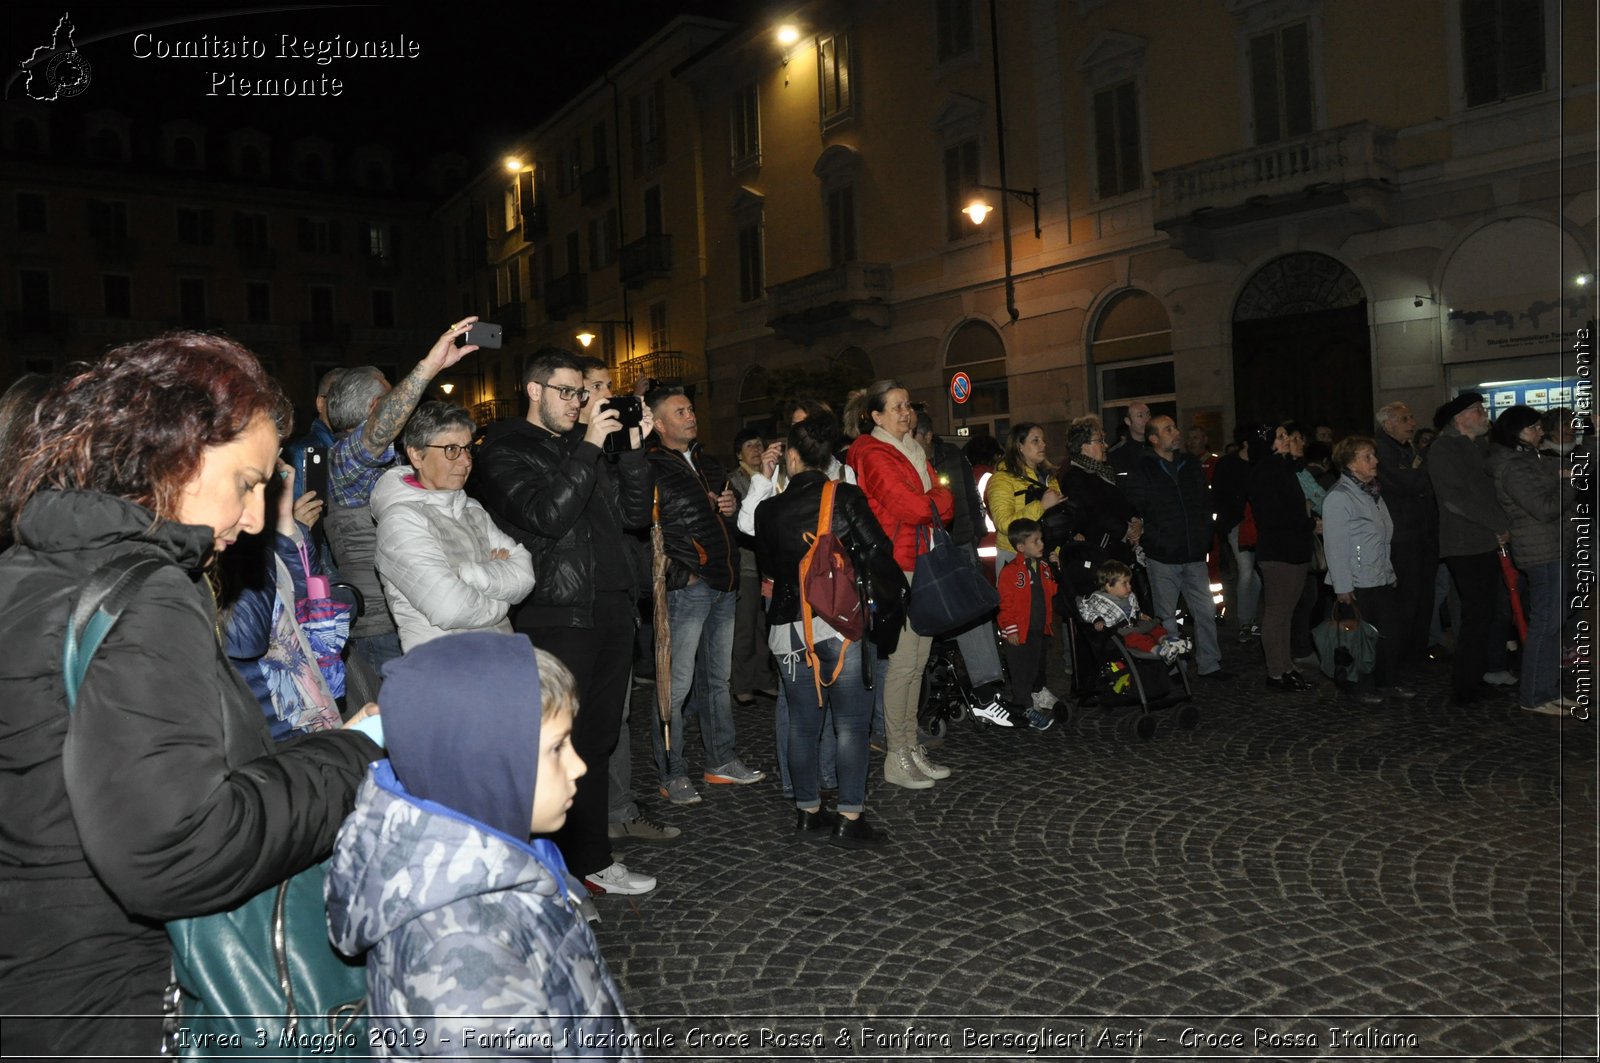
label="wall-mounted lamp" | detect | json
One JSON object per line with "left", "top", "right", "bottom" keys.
{"left": 440, "top": 382, "right": 455, "bottom": 395}
{"left": 1413, "top": 293, "right": 1435, "bottom": 308}
{"left": 575, "top": 319, "right": 634, "bottom": 355}
{"left": 1577, "top": 274, "right": 1593, "bottom": 287}
{"left": 504, "top": 156, "right": 526, "bottom": 173}
{"left": 775, "top": 23, "right": 801, "bottom": 85}
{"left": 964, "top": 184, "right": 1040, "bottom": 239}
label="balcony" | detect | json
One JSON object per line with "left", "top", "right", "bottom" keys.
{"left": 471, "top": 398, "right": 517, "bottom": 426}
{"left": 300, "top": 321, "right": 353, "bottom": 348}
{"left": 766, "top": 262, "right": 893, "bottom": 339}
{"left": 543, "top": 272, "right": 588, "bottom": 319}
{"left": 237, "top": 246, "right": 278, "bottom": 271}
{"left": 580, "top": 164, "right": 611, "bottom": 206}
{"left": 619, "top": 234, "right": 673, "bottom": 287}
{"left": 614, "top": 349, "right": 707, "bottom": 395}
{"left": 1154, "top": 123, "right": 1396, "bottom": 254}
{"left": 5, "top": 309, "right": 70, "bottom": 343}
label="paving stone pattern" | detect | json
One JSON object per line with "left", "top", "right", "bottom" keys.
{"left": 591, "top": 639, "right": 1597, "bottom": 1061}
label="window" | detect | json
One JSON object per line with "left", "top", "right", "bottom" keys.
{"left": 504, "top": 181, "right": 519, "bottom": 230}
{"left": 730, "top": 83, "right": 760, "bottom": 169}
{"left": 1462, "top": 0, "right": 1545, "bottom": 106}
{"left": 103, "top": 275, "right": 131, "bottom": 318}
{"left": 505, "top": 258, "right": 521, "bottom": 303}
{"left": 19, "top": 270, "right": 50, "bottom": 315}
{"left": 87, "top": 199, "right": 129, "bottom": 243}
{"left": 16, "top": 192, "right": 46, "bottom": 233}
{"left": 12, "top": 118, "right": 42, "bottom": 153}
{"left": 565, "top": 231, "right": 582, "bottom": 276}
{"left": 818, "top": 33, "right": 854, "bottom": 127}
{"left": 591, "top": 123, "right": 609, "bottom": 168}
{"left": 234, "top": 212, "right": 269, "bottom": 248}
{"left": 648, "top": 302, "right": 668, "bottom": 351}
{"left": 557, "top": 137, "right": 581, "bottom": 195}
{"left": 936, "top": 0, "right": 975, "bottom": 63}
{"left": 371, "top": 289, "right": 395, "bottom": 328}
{"left": 238, "top": 144, "right": 265, "bottom": 178}
{"left": 588, "top": 209, "right": 618, "bottom": 270}
{"left": 1248, "top": 22, "right": 1314, "bottom": 144}
{"left": 1092, "top": 80, "right": 1143, "bottom": 198}
{"left": 827, "top": 185, "right": 856, "bottom": 266}
{"left": 631, "top": 81, "right": 667, "bottom": 173}
{"left": 176, "top": 207, "right": 214, "bottom": 246}
{"left": 90, "top": 128, "right": 124, "bottom": 163}
{"left": 298, "top": 153, "right": 328, "bottom": 183}
{"left": 643, "top": 186, "right": 663, "bottom": 236}
{"left": 178, "top": 278, "right": 207, "bottom": 324}
{"left": 362, "top": 222, "right": 394, "bottom": 260}
{"left": 737, "top": 221, "right": 764, "bottom": 303}
{"left": 309, "top": 285, "right": 335, "bottom": 324}
{"left": 171, "top": 136, "right": 200, "bottom": 169}
{"left": 943, "top": 139, "right": 980, "bottom": 241}
{"left": 245, "top": 281, "right": 271, "bottom": 323}
{"left": 297, "top": 217, "right": 341, "bottom": 254}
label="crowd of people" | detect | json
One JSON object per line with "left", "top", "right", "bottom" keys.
{"left": 0, "top": 328, "right": 1585, "bottom": 1056}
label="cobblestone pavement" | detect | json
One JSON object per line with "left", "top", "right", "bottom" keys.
{"left": 590, "top": 634, "right": 1597, "bottom": 1061}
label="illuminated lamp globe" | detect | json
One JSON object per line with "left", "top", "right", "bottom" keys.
{"left": 963, "top": 199, "right": 993, "bottom": 226}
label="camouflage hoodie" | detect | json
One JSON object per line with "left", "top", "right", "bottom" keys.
{"left": 326, "top": 761, "right": 636, "bottom": 1058}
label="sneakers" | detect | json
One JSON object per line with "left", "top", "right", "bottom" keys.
{"left": 1032, "top": 688, "right": 1060, "bottom": 711}
{"left": 1483, "top": 670, "right": 1518, "bottom": 687}
{"left": 583, "top": 861, "right": 657, "bottom": 896}
{"left": 704, "top": 758, "right": 765, "bottom": 785}
{"left": 1025, "top": 706, "right": 1055, "bottom": 731}
{"left": 909, "top": 744, "right": 950, "bottom": 780}
{"left": 608, "top": 816, "right": 683, "bottom": 844}
{"left": 1237, "top": 624, "right": 1261, "bottom": 643}
{"left": 659, "top": 776, "right": 702, "bottom": 805}
{"left": 972, "top": 697, "right": 1016, "bottom": 728}
{"left": 1521, "top": 699, "right": 1566, "bottom": 716}
{"left": 883, "top": 749, "right": 933, "bottom": 789}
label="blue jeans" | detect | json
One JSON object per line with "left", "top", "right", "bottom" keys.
{"left": 1228, "top": 527, "right": 1261, "bottom": 628}
{"left": 782, "top": 638, "right": 871, "bottom": 814}
{"left": 1523, "top": 560, "right": 1562, "bottom": 707}
{"left": 776, "top": 679, "right": 837, "bottom": 797}
{"left": 651, "top": 581, "right": 738, "bottom": 783}
{"left": 1146, "top": 558, "right": 1222, "bottom": 673}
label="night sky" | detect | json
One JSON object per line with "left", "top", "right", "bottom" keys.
{"left": 5, "top": 1, "right": 764, "bottom": 170}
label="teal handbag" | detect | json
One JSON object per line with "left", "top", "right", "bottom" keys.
{"left": 1311, "top": 600, "right": 1379, "bottom": 683}
{"left": 64, "top": 555, "right": 368, "bottom": 1058}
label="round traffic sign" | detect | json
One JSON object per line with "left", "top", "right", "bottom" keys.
{"left": 950, "top": 371, "right": 972, "bottom": 404}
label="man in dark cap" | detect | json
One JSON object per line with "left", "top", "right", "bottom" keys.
{"left": 1425, "top": 392, "right": 1513, "bottom": 706}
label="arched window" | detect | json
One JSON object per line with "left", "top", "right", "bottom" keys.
{"left": 944, "top": 320, "right": 1008, "bottom": 434}
{"left": 90, "top": 128, "right": 123, "bottom": 163}
{"left": 239, "top": 145, "right": 265, "bottom": 178}
{"left": 299, "top": 153, "right": 328, "bottom": 184}
{"left": 13, "top": 118, "right": 42, "bottom": 153}
{"left": 1090, "top": 289, "right": 1175, "bottom": 440}
{"left": 172, "top": 136, "right": 199, "bottom": 168}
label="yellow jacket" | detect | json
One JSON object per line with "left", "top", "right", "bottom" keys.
{"left": 984, "top": 462, "right": 1059, "bottom": 550}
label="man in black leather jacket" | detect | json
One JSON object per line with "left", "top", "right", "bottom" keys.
{"left": 472, "top": 348, "right": 658, "bottom": 897}
{"left": 644, "top": 386, "right": 765, "bottom": 804}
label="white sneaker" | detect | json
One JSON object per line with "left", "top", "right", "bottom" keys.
{"left": 1483, "top": 670, "right": 1518, "bottom": 687}
{"left": 583, "top": 861, "right": 657, "bottom": 896}
{"left": 972, "top": 698, "right": 1016, "bottom": 728}
{"left": 1520, "top": 700, "right": 1566, "bottom": 716}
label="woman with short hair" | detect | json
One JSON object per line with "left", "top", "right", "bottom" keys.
{"left": 372, "top": 401, "right": 534, "bottom": 651}
{"left": 0, "top": 332, "right": 383, "bottom": 1056}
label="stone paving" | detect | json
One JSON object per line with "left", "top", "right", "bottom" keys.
{"left": 590, "top": 633, "right": 1597, "bottom": 1061}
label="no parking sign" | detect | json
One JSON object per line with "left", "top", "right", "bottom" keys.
{"left": 949, "top": 371, "right": 972, "bottom": 404}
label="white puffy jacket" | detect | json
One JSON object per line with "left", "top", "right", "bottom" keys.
{"left": 372, "top": 467, "right": 536, "bottom": 651}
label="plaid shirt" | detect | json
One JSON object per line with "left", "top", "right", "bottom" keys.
{"left": 328, "top": 424, "right": 394, "bottom": 509}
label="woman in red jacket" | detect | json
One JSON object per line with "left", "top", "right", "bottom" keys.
{"left": 846, "top": 380, "right": 954, "bottom": 790}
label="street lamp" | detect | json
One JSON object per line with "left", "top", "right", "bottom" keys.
{"left": 575, "top": 319, "right": 634, "bottom": 357}
{"left": 440, "top": 382, "right": 455, "bottom": 395}
{"left": 964, "top": 184, "right": 1040, "bottom": 239}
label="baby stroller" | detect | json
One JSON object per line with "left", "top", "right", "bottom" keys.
{"left": 918, "top": 617, "right": 1063, "bottom": 738}
{"left": 1057, "top": 543, "right": 1196, "bottom": 742}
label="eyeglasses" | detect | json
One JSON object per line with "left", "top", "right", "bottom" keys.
{"left": 423, "top": 443, "right": 472, "bottom": 460}
{"left": 542, "top": 381, "right": 591, "bottom": 405}
{"left": 1089, "top": 436, "right": 1107, "bottom": 445}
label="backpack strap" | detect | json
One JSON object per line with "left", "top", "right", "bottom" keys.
{"left": 62, "top": 556, "right": 166, "bottom": 711}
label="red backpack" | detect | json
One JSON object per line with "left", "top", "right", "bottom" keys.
{"left": 798, "top": 480, "right": 865, "bottom": 698}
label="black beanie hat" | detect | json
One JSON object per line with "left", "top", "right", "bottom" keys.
{"left": 1432, "top": 391, "right": 1484, "bottom": 430}
{"left": 1495, "top": 404, "right": 1543, "bottom": 442}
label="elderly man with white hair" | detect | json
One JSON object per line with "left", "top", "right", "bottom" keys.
{"left": 1374, "top": 401, "right": 1436, "bottom": 665}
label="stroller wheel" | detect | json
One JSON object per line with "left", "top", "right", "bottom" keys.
{"left": 1175, "top": 705, "right": 1200, "bottom": 731}
{"left": 925, "top": 715, "right": 949, "bottom": 740}
{"left": 948, "top": 698, "right": 970, "bottom": 723}
{"left": 1135, "top": 714, "right": 1158, "bottom": 742}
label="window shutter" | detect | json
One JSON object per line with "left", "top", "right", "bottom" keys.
{"left": 1279, "top": 24, "right": 1314, "bottom": 138}
{"left": 1248, "top": 32, "right": 1282, "bottom": 144}
{"left": 1115, "top": 82, "right": 1142, "bottom": 194}
{"left": 1500, "top": 0, "right": 1545, "bottom": 98}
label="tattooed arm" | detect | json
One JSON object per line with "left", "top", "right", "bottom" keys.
{"left": 359, "top": 317, "right": 481, "bottom": 459}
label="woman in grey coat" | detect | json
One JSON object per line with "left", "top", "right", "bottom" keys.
{"left": 1489, "top": 405, "right": 1576, "bottom": 715}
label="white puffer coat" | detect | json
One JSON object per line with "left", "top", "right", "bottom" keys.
{"left": 372, "top": 467, "right": 536, "bottom": 651}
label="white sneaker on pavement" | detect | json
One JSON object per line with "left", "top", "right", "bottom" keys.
{"left": 583, "top": 861, "right": 657, "bottom": 896}
{"left": 972, "top": 698, "right": 1016, "bottom": 728}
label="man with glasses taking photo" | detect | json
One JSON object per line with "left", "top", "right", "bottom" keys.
{"left": 472, "top": 348, "right": 661, "bottom": 901}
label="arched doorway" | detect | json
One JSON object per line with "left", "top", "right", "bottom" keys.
{"left": 1232, "top": 253, "right": 1370, "bottom": 433}
{"left": 1090, "top": 290, "right": 1177, "bottom": 446}
{"left": 944, "top": 320, "right": 1008, "bottom": 440}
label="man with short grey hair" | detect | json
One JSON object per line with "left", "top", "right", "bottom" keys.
{"left": 324, "top": 318, "right": 480, "bottom": 682}
{"left": 1374, "top": 401, "right": 1435, "bottom": 664}
{"left": 1109, "top": 402, "right": 1151, "bottom": 477}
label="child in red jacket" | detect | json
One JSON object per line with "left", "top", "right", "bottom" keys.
{"left": 997, "top": 519, "right": 1058, "bottom": 730}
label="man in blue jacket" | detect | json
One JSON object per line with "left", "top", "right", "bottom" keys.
{"left": 1120, "top": 415, "right": 1235, "bottom": 681}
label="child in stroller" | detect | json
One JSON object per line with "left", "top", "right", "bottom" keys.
{"left": 1077, "top": 559, "right": 1192, "bottom": 664}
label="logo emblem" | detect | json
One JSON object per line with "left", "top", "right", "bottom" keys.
{"left": 19, "top": 13, "right": 92, "bottom": 101}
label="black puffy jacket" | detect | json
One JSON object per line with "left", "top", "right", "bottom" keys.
{"left": 752, "top": 470, "right": 908, "bottom": 649}
{"left": 645, "top": 439, "right": 738, "bottom": 592}
{"left": 1121, "top": 451, "right": 1216, "bottom": 564}
{"left": 1247, "top": 452, "right": 1315, "bottom": 565}
{"left": 0, "top": 490, "right": 379, "bottom": 1058}
{"left": 471, "top": 418, "right": 652, "bottom": 629}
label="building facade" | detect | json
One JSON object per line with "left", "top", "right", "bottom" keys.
{"left": 0, "top": 101, "right": 454, "bottom": 425}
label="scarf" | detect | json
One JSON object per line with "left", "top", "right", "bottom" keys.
{"left": 870, "top": 425, "right": 932, "bottom": 491}
{"left": 1071, "top": 452, "right": 1117, "bottom": 485}
{"left": 1344, "top": 471, "right": 1382, "bottom": 501}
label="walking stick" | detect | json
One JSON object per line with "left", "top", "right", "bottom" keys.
{"left": 652, "top": 487, "right": 672, "bottom": 750}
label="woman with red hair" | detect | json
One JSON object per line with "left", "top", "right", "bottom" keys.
{"left": 0, "top": 330, "right": 404, "bottom": 1056}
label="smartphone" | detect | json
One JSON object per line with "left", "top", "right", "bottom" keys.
{"left": 601, "top": 396, "right": 645, "bottom": 454}
{"left": 300, "top": 444, "right": 330, "bottom": 507}
{"left": 457, "top": 322, "right": 502, "bottom": 349}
